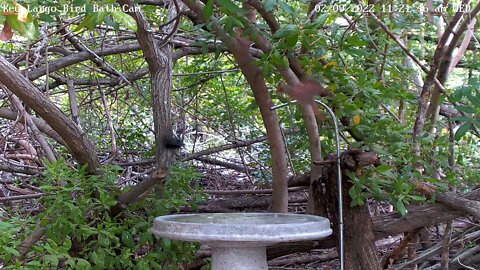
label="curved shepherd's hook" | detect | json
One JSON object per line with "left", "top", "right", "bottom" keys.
{"left": 270, "top": 100, "right": 344, "bottom": 270}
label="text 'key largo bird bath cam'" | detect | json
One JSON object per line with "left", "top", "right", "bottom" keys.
{"left": 152, "top": 99, "right": 344, "bottom": 270}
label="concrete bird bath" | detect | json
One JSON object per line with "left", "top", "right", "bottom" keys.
{"left": 152, "top": 213, "right": 332, "bottom": 270}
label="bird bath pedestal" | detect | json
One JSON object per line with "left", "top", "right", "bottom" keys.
{"left": 152, "top": 213, "right": 332, "bottom": 270}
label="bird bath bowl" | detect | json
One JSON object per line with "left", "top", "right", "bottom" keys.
{"left": 152, "top": 213, "right": 332, "bottom": 270}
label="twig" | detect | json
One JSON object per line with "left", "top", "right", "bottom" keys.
{"left": 0, "top": 193, "right": 45, "bottom": 202}
{"left": 67, "top": 79, "right": 82, "bottom": 131}
{"left": 99, "top": 86, "right": 117, "bottom": 155}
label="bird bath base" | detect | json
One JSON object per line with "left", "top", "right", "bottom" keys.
{"left": 152, "top": 213, "right": 332, "bottom": 270}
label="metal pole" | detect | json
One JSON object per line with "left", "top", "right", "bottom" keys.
{"left": 270, "top": 100, "right": 344, "bottom": 270}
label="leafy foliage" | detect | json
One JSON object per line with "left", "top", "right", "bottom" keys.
{"left": 0, "top": 161, "right": 205, "bottom": 269}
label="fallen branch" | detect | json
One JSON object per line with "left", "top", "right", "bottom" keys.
{"left": 0, "top": 164, "right": 42, "bottom": 175}
{"left": 394, "top": 227, "right": 480, "bottom": 270}
{"left": 204, "top": 186, "right": 305, "bottom": 195}
{"left": 268, "top": 250, "right": 338, "bottom": 266}
{"left": 415, "top": 182, "right": 480, "bottom": 220}
{"left": 181, "top": 134, "right": 272, "bottom": 162}
{"left": 383, "top": 229, "right": 422, "bottom": 268}
{"left": 182, "top": 192, "right": 308, "bottom": 212}
{"left": 193, "top": 156, "right": 253, "bottom": 173}
{"left": 0, "top": 193, "right": 45, "bottom": 202}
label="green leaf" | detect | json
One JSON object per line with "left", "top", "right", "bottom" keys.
{"left": 264, "top": 0, "right": 277, "bottom": 12}
{"left": 272, "top": 24, "right": 298, "bottom": 39}
{"left": 217, "top": 0, "right": 243, "bottom": 14}
{"left": 408, "top": 195, "right": 426, "bottom": 202}
{"left": 97, "top": 234, "right": 110, "bottom": 247}
{"left": 139, "top": 231, "right": 153, "bottom": 245}
{"left": 76, "top": 258, "right": 91, "bottom": 269}
{"left": 285, "top": 32, "right": 299, "bottom": 46}
{"left": 4, "top": 246, "right": 20, "bottom": 257}
{"left": 467, "top": 94, "right": 480, "bottom": 107}
{"left": 45, "top": 254, "right": 60, "bottom": 267}
{"left": 451, "top": 116, "right": 473, "bottom": 122}
{"left": 376, "top": 164, "right": 395, "bottom": 172}
{"left": 346, "top": 36, "right": 368, "bottom": 46}
{"left": 38, "top": 13, "right": 55, "bottom": 22}
{"left": 245, "top": 100, "right": 258, "bottom": 111}
{"left": 278, "top": 0, "right": 297, "bottom": 17}
{"left": 75, "top": 14, "right": 97, "bottom": 31}
{"left": 87, "top": 12, "right": 106, "bottom": 30}
{"left": 454, "top": 122, "right": 471, "bottom": 140}
{"left": 456, "top": 105, "right": 475, "bottom": 114}
{"left": 5, "top": 15, "right": 38, "bottom": 39}
{"left": 262, "top": 62, "right": 274, "bottom": 78}
{"left": 22, "top": 20, "right": 38, "bottom": 39}
{"left": 393, "top": 200, "right": 407, "bottom": 216}
{"left": 204, "top": 0, "right": 214, "bottom": 20}
{"left": 315, "top": 13, "right": 328, "bottom": 27}
{"left": 103, "top": 14, "right": 118, "bottom": 29}
{"left": 26, "top": 260, "right": 42, "bottom": 267}
{"left": 218, "top": 16, "right": 245, "bottom": 35}
{"left": 162, "top": 238, "right": 172, "bottom": 250}
{"left": 269, "top": 52, "right": 288, "bottom": 68}
{"left": 111, "top": 11, "right": 137, "bottom": 31}
{"left": 135, "top": 260, "right": 150, "bottom": 270}
{"left": 348, "top": 185, "right": 358, "bottom": 198}
{"left": 121, "top": 231, "right": 135, "bottom": 248}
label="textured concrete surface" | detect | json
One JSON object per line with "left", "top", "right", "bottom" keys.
{"left": 152, "top": 213, "right": 332, "bottom": 270}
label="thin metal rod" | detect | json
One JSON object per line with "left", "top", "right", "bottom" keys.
{"left": 314, "top": 100, "right": 344, "bottom": 270}
{"left": 270, "top": 100, "right": 344, "bottom": 270}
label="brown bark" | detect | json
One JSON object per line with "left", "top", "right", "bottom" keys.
{"left": 383, "top": 229, "right": 421, "bottom": 268}
{"left": 67, "top": 79, "right": 82, "bottom": 131}
{"left": 323, "top": 150, "right": 382, "bottom": 270}
{"left": 415, "top": 182, "right": 480, "bottom": 220}
{"left": 0, "top": 57, "right": 99, "bottom": 173}
{"left": 0, "top": 164, "right": 41, "bottom": 175}
{"left": 440, "top": 221, "right": 452, "bottom": 270}
{"left": 17, "top": 225, "right": 46, "bottom": 258}
{"left": 407, "top": 232, "right": 419, "bottom": 270}
{"left": 343, "top": 194, "right": 382, "bottom": 270}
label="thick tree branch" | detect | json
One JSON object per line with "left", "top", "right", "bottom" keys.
{"left": 28, "top": 43, "right": 142, "bottom": 81}
{"left": 0, "top": 56, "right": 99, "bottom": 173}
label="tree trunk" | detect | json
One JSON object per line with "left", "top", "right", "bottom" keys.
{"left": 323, "top": 151, "right": 382, "bottom": 270}
{"left": 343, "top": 193, "right": 382, "bottom": 270}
